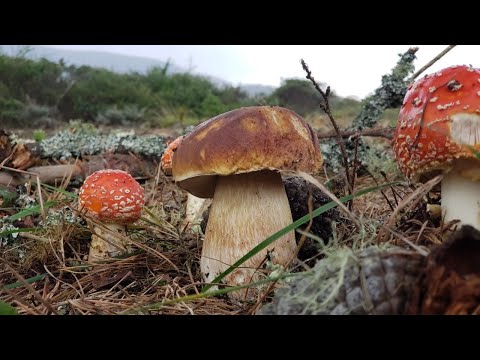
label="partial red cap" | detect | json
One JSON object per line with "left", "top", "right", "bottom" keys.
{"left": 161, "top": 136, "right": 184, "bottom": 176}
{"left": 78, "top": 169, "right": 145, "bottom": 224}
{"left": 393, "top": 65, "right": 480, "bottom": 181}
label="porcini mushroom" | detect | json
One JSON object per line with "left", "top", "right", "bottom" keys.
{"left": 393, "top": 64, "right": 480, "bottom": 229}
{"left": 161, "top": 135, "right": 207, "bottom": 231}
{"left": 78, "top": 169, "right": 145, "bottom": 262}
{"left": 172, "top": 106, "right": 323, "bottom": 297}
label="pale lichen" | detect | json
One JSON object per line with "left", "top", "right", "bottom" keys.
{"left": 39, "top": 124, "right": 166, "bottom": 160}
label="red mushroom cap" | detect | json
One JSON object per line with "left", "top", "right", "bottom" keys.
{"left": 78, "top": 169, "right": 145, "bottom": 224}
{"left": 160, "top": 136, "right": 184, "bottom": 176}
{"left": 393, "top": 64, "right": 480, "bottom": 181}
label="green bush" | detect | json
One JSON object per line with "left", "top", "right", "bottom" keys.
{"left": 32, "top": 129, "right": 46, "bottom": 142}
{"left": 0, "top": 98, "right": 24, "bottom": 122}
{"left": 0, "top": 52, "right": 365, "bottom": 131}
{"left": 268, "top": 78, "right": 334, "bottom": 117}
{"left": 95, "top": 105, "right": 146, "bottom": 126}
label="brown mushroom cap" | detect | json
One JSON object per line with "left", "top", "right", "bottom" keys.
{"left": 172, "top": 106, "right": 323, "bottom": 198}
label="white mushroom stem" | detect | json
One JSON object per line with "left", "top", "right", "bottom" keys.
{"left": 441, "top": 160, "right": 480, "bottom": 230}
{"left": 202, "top": 170, "right": 296, "bottom": 299}
{"left": 182, "top": 193, "right": 207, "bottom": 231}
{"left": 88, "top": 223, "right": 130, "bottom": 263}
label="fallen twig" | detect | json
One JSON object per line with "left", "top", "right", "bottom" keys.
{"left": 317, "top": 127, "right": 395, "bottom": 140}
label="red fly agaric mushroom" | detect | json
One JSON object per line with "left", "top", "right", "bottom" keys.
{"left": 172, "top": 106, "right": 323, "bottom": 297}
{"left": 393, "top": 64, "right": 480, "bottom": 229}
{"left": 78, "top": 169, "right": 145, "bottom": 262}
{"left": 161, "top": 135, "right": 208, "bottom": 231}
{"left": 160, "top": 136, "right": 185, "bottom": 176}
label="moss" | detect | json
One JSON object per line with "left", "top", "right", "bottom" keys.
{"left": 258, "top": 245, "right": 423, "bottom": 315}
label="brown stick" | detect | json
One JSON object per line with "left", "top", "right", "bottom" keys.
{"left": 27, "top": 164, "right": 82, "bottom": 184}
{"left": 0, "top": 171, "right": 22, "bottom": 186}
{"left": 0, "top": 164, "right": 82, "bottom": 186}
{"left": 410, "top": 45, "right": 457, "bottom": 81}
{"left": 317, "top": 127, "right": 395, "bottom": 140}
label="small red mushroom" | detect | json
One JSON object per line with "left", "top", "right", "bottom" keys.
{"left": 78, "top": 169, "right": 145, "bottom": 262}
{"left": 161, "top": 136, "right": 184, "bottom": 176}
{"left": 393, "top": 64, "right": 480, "bottom": 229}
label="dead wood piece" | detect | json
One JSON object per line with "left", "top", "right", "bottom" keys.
{"left": 27, "top": 164, "right": 83, "bottom": 184}
{"left": 82, "top": 153, "right": 157, "bottom": 179}
{"left": 10, "top": 143, "right": 39, "bottom": 170}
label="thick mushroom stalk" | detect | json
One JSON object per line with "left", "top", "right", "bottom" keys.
{"left": 392, "top": 65, "right": 480, "bottom": 231}
{"left": 78, "top": 169, "right": 145, "bottom": 263}
{"left": 202, "top": 171, "right": 296, "bottom": 295}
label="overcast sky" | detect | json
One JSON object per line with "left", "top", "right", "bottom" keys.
{"left": 43, "top": 45, "right": 474, "bottom": 99}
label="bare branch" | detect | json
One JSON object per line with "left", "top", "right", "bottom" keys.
{"left": 410, "top": 45, "right": 457, "bottom": 81}
{"left": 300, "top": 59, "right": 352, "bottom": 193}
{"left": 317, "top": 127, "right": 395, "bottom": 141}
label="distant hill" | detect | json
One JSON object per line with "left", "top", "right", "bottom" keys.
{"left": 0, "top": 45, "right": 276, "bottom": 97}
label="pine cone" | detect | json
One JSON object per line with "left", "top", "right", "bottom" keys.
{"left": 258, "top": 246, "right": 424, "bottom": 315}
{"left": 200, "top": 176, "right": 340, "bottom": 263}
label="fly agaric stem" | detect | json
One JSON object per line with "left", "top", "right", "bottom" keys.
{"left": 182, "top": 193, "right": 207, "bottom": 231}
{"left": 441, "top": 160, "right": 480, "bottom": 229}
{"left": 88, "top": 223, "right": 130, "bottom": 261}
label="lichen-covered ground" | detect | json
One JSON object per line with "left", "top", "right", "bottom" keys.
{"left": 0, "top": 120, "right": 459, "bottom": 315}
{"left": 0, "top": 155, "right": 451, "bottom": 314}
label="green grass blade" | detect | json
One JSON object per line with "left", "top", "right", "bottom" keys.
{"left": 0, "top": 227, "right": 38, "bottom": 237}
{"left": 0, "top": 301, "right": 18, "bottom": 315}
{"left": 2, "top": 273, "right": 47, "bottom": 290}
{"left": 8, "top": 200, "right": 58, "bottom": 221}
{"left": 126, "top": 272, "right": 300, "bottom": 314}
{"left": 0, "top": 186, "right": 18, "bottom": 206}
{"left": 201, "top": 181, "right": 402, "bottom": 293}
{"left": 41, "top": 183, "right": 78, "bottom": 199}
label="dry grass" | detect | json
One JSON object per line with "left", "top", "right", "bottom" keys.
{"left": 0, "top": 160, "right": 459, "bottom": 315}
